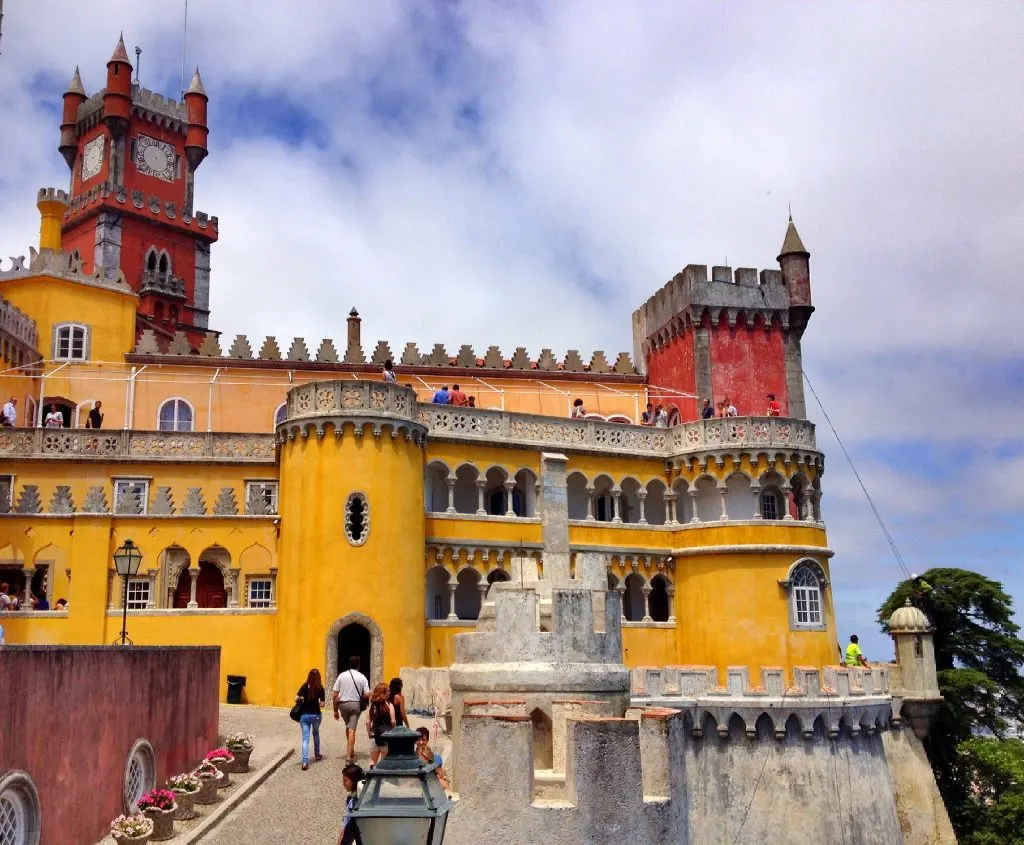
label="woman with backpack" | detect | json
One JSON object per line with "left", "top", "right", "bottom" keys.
{"left": 366, "top": 682, "right": 395, "bottom": 767}
{"left": 295, "top": 668, "right": 326, "bottom": 771}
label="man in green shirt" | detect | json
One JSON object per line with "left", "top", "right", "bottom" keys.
{"left": 845, "top": 634, "right": 869, "bottom": 668}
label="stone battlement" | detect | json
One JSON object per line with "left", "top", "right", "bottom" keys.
{"left": 0, "top": 247, "right": 133, "bottom": 295}
{"left": 633, "top": 263, "right": 792, "bottom": 350}
{"left": 76, "top": 87, "right": 189, "bottom": 132}
{"left": 63, "top": 180, "right": 217, "bottom": 237}
{"left": 37, "top": 187, "right": 69, "bottom": 206}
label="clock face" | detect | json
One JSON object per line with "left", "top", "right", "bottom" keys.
{"left": 81, "top": 136, "right": 105, "bottom": 182}
{"left": 135, "top": 134, "right": 177, "bottom": 181}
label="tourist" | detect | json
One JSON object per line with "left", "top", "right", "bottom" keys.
{"left": 571, "top": 398, "right": 586, "bottom": 419}
{"left": 0, "top": 583, "right": 13, "bottom": 612}
{"left": 295, "top": 668, "right": 326, "bottom": 771}
{"left": 332, "top": 656, "right": 370, "bottom": 765}
{"left": 449, "top": 384, "right": 468, "bottom": 406}
{"left": 31, "top": 592, "right": 49, "bottom": 611}
{"left": 766, "top": 393, "right": 781, "bottom": 417}
{"left": 1, "top": 396, "right": 16, "bottom": 427}
{"left": 389, "top": 677, "right": 409, "bottom": 728}
{"left": 416, "top": 727, "right": 446, "bottom": 772}
{"left": 338, "top": 763, "right": 365, "bottom": 845}
{"left": 845, "top": 635, "right": 869, "bottom": 668}
{"left": 432, "top": 385, "right": 450, "bottom": 404}
{"left": 467, "top": 396, "right": 476, "bottom": 408}
{"left": 655, "top": 405, "right": 669, "bottom": 428}
{"left": 54, "top": 598, "right": 68, "bottom": 611}
{"left": 641, "top": 403, "right": 654, "bottom": 425}
{"left": 701, "top": 399, "right": 714, "bottom": 420}
{"left": 716, "top": 400, "right": 727, "bottom": 418}
{"left": 724, "top": 396, "right": 737, "bottom": 417}
{"left": 86, "top": 400, "right": 104, "bottom": 429}
{"left": 417, "top": 739, "right": 449, "bottom": 791}
{"left": 44, "top": 404, "right": 63, "bottom": 428}
{"left": 382, "top": 359, "right": 396, "bottom": 384}
{"left": 366, "top": 682, "right": 395, "bottom": 767}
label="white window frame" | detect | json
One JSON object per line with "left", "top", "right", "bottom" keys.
{"left": 125, "top": 577, "right": 151, "bottom": 610}
{"left": 157, "top": 397, "right": 194, "bottom": 432}
{"left": 245, "top": 480, "right": 279, "bottom": 514}
{"left": 760, "top": 487, "right": 782, "bottom": 520}
{"left": 113, "top": 478, "right": 150, "bottom": 515}
{"left": 273, "top": 402, "right": 287, "bottom": 428}
{"left": 780, "top": 560, "right": 828, "bottom": 632}
{"left": 0, "top": 474, "right": 14, "bottom": 512}
{"left": 0, "top": 771, "right": 41, "bottom": 845}
{"left": 247, "top": 576, "right": 274, "bottom": 609}
{"left": 53, "top": 322, "right": 90, "bottom": 361}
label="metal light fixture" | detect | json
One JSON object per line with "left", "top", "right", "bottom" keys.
{"left": 348, "top": 726, "right": 453, "bottom": 845}
{"left": 112, "top": 539, "right": 143, "bottom": 645}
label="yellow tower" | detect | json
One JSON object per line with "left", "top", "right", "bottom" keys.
{"left": 274, "top": 380, "right": 428, "bottom": 703}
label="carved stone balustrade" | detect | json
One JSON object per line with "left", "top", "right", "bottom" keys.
{"left": 0, "top": 429, "right": 276, "bottom": 463}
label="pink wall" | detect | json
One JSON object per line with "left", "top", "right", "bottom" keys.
{"left": 708, "top": 317, "right": 788, "bottom": 417}
{"left": 0, "top": 646, "right": 219, "bottom": 845}
{"left": 646, "top": 334, "right": 698, "bottom": 420}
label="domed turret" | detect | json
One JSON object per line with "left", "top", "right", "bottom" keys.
{"left": 59, "top": 67, "right": 87, "bottom": 169}
{"left": 103, "top": 34, "right": 133, "bottom": 138}
{"left": 889, "top": 599, "right": 941, "bottom": 738}
{"left": 888, "top": 598, "right": 931, "bottom": 633}
{"left": 183, "top": 68, "right": 209, "bottom": 170}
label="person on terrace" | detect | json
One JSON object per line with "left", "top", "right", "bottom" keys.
{"left": 571, "top": 398, "right": 586, "bottom": 419}
{"left": 845, "top": 634, "right": 870, "bottom": 669}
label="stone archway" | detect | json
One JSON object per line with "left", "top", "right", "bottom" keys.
{"left": 325, "top": 611, "right": 384, "bottom": 695}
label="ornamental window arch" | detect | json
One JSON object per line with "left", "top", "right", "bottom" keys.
{"left": 779, "top": 558, "right": 828, "bottom": 631}
{"left": 0, "top": 771, "right": 41, "bottom": 845}
{"left": 157, "top": 397, "right": 194, "bottom": 432}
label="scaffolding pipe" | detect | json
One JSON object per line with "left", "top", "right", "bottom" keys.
{"left": 37, "top": 361, "right": 71, "bottom": 427}
{"left": 207, "top": 367, "right": 222, "bottom": 432}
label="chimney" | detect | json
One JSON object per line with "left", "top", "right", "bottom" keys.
{"left": 345, "top": 308, "right": 364, "bottom": 364}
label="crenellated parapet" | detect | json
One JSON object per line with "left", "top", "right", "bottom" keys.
{"left": 0, "top": 245, "right": 133, "bottom": 294}
{"left": 63, "top": 179, "right": 217, "bottom": 238}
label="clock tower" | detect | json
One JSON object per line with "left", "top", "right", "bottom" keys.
{"left": 57, "top": 35, "right": 218, "bottom": 351}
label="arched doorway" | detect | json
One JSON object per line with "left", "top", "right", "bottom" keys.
{"left": 41, "top": 396, "right": 74, "bottom": 428}
{"left": 325, "top": 612, "right": 384, "bottom": 694}
{"left": 338, "top": 623, "right": 371, "bottom": 684}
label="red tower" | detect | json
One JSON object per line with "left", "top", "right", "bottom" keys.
{"left": 56, "top": 35, "right": 218, "bottom": 351}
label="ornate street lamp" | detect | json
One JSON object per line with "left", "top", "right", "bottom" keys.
{"left": 348, "top": 725, "right": 454, "bottom": 844}
{"left": 112, "top": 539, "right": 143, "bottom": 645}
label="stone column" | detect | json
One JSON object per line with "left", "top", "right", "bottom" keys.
{"left": 688, "top": 490, "right": 700, "bottom": 523}
{"left": 666, "top": 585, "right": 676, "bottom": 623}
{"left": 476, "top": 581, "right": 488, "bottom": 616}
{"left": 665, "top": 492, "right": 677, "bottom": 525}
{"left": 642, "top": 583, "right": 653, "bottom": 622}
{"left": 106, "top": 569, "right": 116, "bottom": 610}
{"left": 781, "top": 483, "right": 795, "bottom": 521}
{"left": 751, "top": 485, "right": 763, "bottom": 519}
{"left": 718, "top": 487, "right": 729, "bottom": 521}
{"left": 615, "top": 583, "right": 627, "bottom": 620}
{"left": 21, "top": 566, "right": 34, "bottom": 608}
{"left": 447, "top": 580, "right": 458, "bottom": 621}
{"left": 611, "top": 489, "right": 622, "bottom": 523}
{"left": 228, "top": 567, "right": 242, "bottom": 608}
{"left": 811, "top": 489, "right": 823, "bottom": 522}
{"left": 146, "top": 569, "right": 158, "bottom": 609}
{"left": 187, "top": 568, "right": 199, "bottom": 609}
{"left": 446, "top": 476, "right": 456, "bottom": 514}
{"left": 475, "top": 479, "right": 487, "bottom": 516}
{"left": 585, "top": 484, "right": 595, "bottom": 521}
{"left": 503, "top": 480, "right": 516, "bottom": 517}
{"left": 807, "top": 490, "right": 820, "bottom": 522}
{"left": 637, "top": 491, "right": 648, "bottom": 525}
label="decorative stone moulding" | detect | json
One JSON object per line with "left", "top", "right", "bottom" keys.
{"left": 344, "top": 492, "right": 370, "bottom": 546}
{"left": 0, "top": 429, "right": 276, "bottom": 463}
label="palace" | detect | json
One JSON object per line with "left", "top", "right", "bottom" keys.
{"left": 0, "top": 39, "right": 831, "bottom": 706}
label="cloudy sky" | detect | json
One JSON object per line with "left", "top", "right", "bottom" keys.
{"left": 2, "top": 2, "right": 1022, "bottom": 659}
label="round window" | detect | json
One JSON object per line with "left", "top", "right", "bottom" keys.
{"left": 122, "top": 739, "right": 156, "bottom": 813}
{"left": 0, "top": 772, "right": 41, "bottom": 845}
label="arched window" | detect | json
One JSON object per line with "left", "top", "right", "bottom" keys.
{"left": 158, "top": 253, "right": 169, "bottom": 277}
{"left": 649, "top": 575, "right": 671, "bottom": 622}
{"left": 344, "top": 493, "right": 369, "bottom": 546}
{"left": 274, "top": 402, "right": 287, "bottom": 428}
{"left": 0, "top": 772, "right": 41, "bottom": 845}
{"left": 146, "top": 249, "right": 157, "bottom": 272}
{"left": 157, "top": 398, "right": 194, "bottom": 431}
{"left": 781, "top": 560, "right": 828, "bottom": 631}
{"left": 122, "top": 739, "right": 156, "bottom": 813}
{"left": 53, "top": 322, "right": 90, "bottom": 361}
{"left": 760, "top": 487, "right": 783, "bottom": 520}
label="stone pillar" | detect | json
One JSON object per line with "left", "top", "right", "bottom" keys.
{"left": 447, "top": 581, "right": 458, "bottom": 621}
{"left": 688, "top": 490, "right": 700, "bottom": 523}
{"left": 666, "top": 585, "right": 676, "bottom": 623}
{"left": 475, "top": 479, "right": 487, "bottom": 516}
{"left": 718, "top": 487, "right": 729, "bottom": 521}
{"left": 21, "top": 566, "right": 34, "bottom": 608}
{"left": 228, "top": 567, "right": 241, "bottom": 608}
{"left": 642, "top": 583, "right": 653, "bottom": 622}
{"left": 540, "top": 452, "right": 572, "bottom": 584}
{"left": 637, "top": 491, "right": 648, "bottom": 525}
{"left": 585, "top": 485, "right": 595, "bottom": 521}
{"left": 812, "top": 489, "right": 823, "bottom": 522}
{"left": 807, "top": 490, "right": 820, "bottom": 522}
{"left": 611, "top": 489, "right": 622, "bottom": 523}
{"left": 751, "top": 485, "right": 763, "bottom": 519}
{"left": 106, "top": 569, "right": 116, "bottom": 610}
{"left": 503, "top": 480, "right": 516, "bottom": 517}
{"left": 145, "top": 569, "right": 158, "bottom": 609}
{"left": 665, "top": 492, "right": 677, "bottom": 525}
{"left": 187, "top": 568, "right": 199, "bottom": 609}
{"left": 781, "top": 483, "right": 795, "bottom": 521}
{"left": 476, "top": 580, "right": 488, "bottom": 613}
{"left": 446, "top": 476, "right": 456, "bottom": 514}
{"left": 615, "top": 584, "right": 627, "bottom": 620}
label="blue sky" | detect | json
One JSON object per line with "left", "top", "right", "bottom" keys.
{"left": 1, "top": 2, "right": 1022, "bottom": 661}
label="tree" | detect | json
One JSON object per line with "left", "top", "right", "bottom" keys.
{"left": 956, "top": 737, "right": 1024, "bottom": 845}
{"left": 878, "top": 568, "right": 1024, "bottom": 838}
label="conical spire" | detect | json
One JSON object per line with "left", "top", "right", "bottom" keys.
{"left": 66, "top": 66, "right": 86, "bottom": 96}
{"left": 778, "top": 215, "right": 809, "bottom": 258}
{"left": 186, "top": 67, "right": 207, "bottom": 97}
{"left": 109, "top": 32, "right": 130, "bottom": 64}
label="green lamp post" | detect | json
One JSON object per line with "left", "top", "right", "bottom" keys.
{"left": 112, "top": 538, "right": 143, "bottom": 645}
{"left": 348, "top": 725, "right": 454, "bottom": 844}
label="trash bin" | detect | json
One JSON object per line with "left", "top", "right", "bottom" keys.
{"left": 226, "top": 674, "right": 246, "bottom": 704}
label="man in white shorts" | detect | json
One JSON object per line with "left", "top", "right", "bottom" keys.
{"left": 333, "top": 655, "right": 369, "bottom": 764}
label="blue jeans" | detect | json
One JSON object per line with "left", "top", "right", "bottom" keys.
{"left": 300, "top": 713, "right": 321, "bottom": 764}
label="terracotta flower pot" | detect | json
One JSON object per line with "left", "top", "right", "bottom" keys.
{"left": 112, "top": 833, "right": 151, "bottom": 845}
{"left": 171, "top": 789, "right": 197, "bottom": 820}
{"left": 226, "top": 748, "right": 252, "bottom": 773}
{"left": 193, "top": 776, "right": 219, "bottom": 805}
{"left": 143, "top": 804, "right": 176, "bottom": 841}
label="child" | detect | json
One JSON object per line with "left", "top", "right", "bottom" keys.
{"left": 339, "top": 763, "right": 364, "bottom": 845}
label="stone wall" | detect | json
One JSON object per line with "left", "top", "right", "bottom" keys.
{"left": 0, "top": 645, "right": 219, "bottom": 845}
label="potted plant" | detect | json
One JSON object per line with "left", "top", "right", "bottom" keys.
{"left": 137, "top": 789, "right": 177, "bottom": 841}
{"left": 224, "top": 732, "right": 255, "bottom": 772}
{"left": 205, "top": 748, "right": 235, "bottom": 787}
{"left": 166, "top": 773, "right": 201, "bottom": 820}
{"left": 192, "top": 761, "right": 220, "bottom": 805}
{"left": 110, "top": 814, "right": 154, "bottom": 845}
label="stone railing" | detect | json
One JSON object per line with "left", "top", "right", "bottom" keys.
{"left": 420, "top": 405, "right": 816, "bottom": 459}
{"left": 0, "top": 429, "right": 276, "bottom": 463}
{"left": 139, "top": 270, "right": 186, "bottom": 299}
{"left": 283, "top": 380, "right": 418, "bottom": 422}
